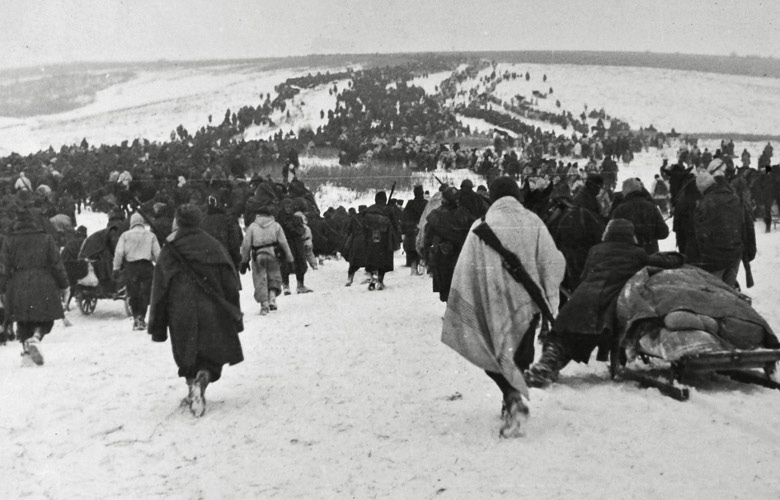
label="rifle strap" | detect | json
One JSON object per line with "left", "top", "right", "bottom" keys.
{"left": 472, "top": 219, "right": 556, "bottom": 324}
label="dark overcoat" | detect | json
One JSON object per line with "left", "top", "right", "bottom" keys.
{"left": 554, "top": 240, "right": 681, "bottom": 362}
{"left": 0, "top": 221, "right": 68, "bottom": 322}
{"left": 363, "top": 202, "right": 400, "bottom": 273}
{"left": 148, "top": 228, "right": 243, "bottom": 381}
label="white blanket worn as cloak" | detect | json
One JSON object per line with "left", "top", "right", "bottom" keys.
{"left": 441, "top": 196, "right": 565, "bottom": 398}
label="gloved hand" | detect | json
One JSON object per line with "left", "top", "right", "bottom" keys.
{"left": 112, "top": 269, "right": 122, "bottom": 283}
{"left": 240, "top": 261, "right": 250, "bottom": 275}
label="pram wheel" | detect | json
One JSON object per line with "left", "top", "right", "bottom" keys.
{"left": 78, "top": 296, "right": 97, "bottom": 315}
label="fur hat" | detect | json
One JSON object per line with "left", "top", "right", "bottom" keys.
{"left": 622, "top": 178, "right": 643, "bottom": 195}
{"left": 129, "top": 212, "right": 145, "bottom": 228}
{"left": 489, "top": 176, "right": 522, "bottom": 203}
{"left": 413, "top": 184, "right": 424, "bottom": 198}
{"left": 76, "top": 225, "right": 87, "bottom": 237}
{"left": 375, "top": 191, "right": 387, "bottom": 205}
{"left": 175, "top": 203, "right": 202, "bottom": 228}
{"left": 460, "top": 179, "right": 474, "bottom": 189}
{"left": 603, "top": 218, "right": 636, "bottom": 243}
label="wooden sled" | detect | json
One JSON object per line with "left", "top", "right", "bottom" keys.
{"left": 614, "top": 349, "right": 780, "bottom": 401}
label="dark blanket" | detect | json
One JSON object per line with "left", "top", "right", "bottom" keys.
{"left": 617, "top": 266, "right": 778, "bottom": 355}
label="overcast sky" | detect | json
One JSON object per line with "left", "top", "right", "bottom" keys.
{"left": 2, "top": 0, "right": 779, "bottom": 69}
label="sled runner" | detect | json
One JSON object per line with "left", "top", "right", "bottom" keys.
{"left": 612, "top": 266, "right": 780, "bottom": 401}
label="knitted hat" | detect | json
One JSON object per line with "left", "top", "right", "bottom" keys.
{"left": 622, "top": 178, "right": 643, "bottom": 195}
{"left": 603, "top": 218, "right": 636, "bottom": 243}
{"left": 130, "top": 213, "right": 145, "bottom": 228}
{"left": 175, "top": 203, "right": 202, "bottom": 228}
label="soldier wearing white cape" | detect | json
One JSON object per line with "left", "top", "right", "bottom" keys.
{"left": 441, "top": 176, "right": 565, "bottom": 438}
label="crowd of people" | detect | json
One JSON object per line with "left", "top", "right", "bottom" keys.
{"left": 1, "top": 54, "right": 778, "bottom": 432}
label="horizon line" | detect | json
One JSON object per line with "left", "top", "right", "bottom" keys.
{"left": 1, "top": 49, "right": 777, "bottom": 73}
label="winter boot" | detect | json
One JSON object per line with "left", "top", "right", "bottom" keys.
{"left": 524, "top": 337, "right": 570, "bottom": 388}
{"left": 181, "top": 378, "right": 194, "bottom": 407}
{"left": 296, "top": 279, "right": 313, "bottom": 294}
{"left": 499, "top": 391, "right": 529, "bottom": 439}
{"left": 260, "top": 301, "right": 270, "bottom": 315}
{"left": 189, "top": 370, "right": 210, "bottom": 418}
{"left": 132, "top": 316, "right": 142, "bottom": 331}
{"left": 376, "top": 278, "right": 385, "bottom": 291}
{"left": 410, "top": 260, "right": 419, "bottom": 276}
{"left": 25, "top": 330, "right": 44, "bottom": 366}
{"left": 368, "top": 273, "right": 377, "bottom": 291}
{"left": 345, "top": 272, "right": 354, "bottom": 287}
{"left": 138, "top": 316, "right": 147, "bottom": 330}
{"left": 282, "top": 284, "right": 291, "bottom": 296}
{"left": 269, "top": 290, "right": 277, "bottom": 311}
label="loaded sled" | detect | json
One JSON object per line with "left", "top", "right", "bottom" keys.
{"left": 611, "top": 266, "right": 780, "bottom": 401}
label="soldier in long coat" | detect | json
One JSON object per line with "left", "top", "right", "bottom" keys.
{"left": 362, "top": 191, "right": 400, "bottom": 290}
{"left": 0, "top": 207, "right": 69, "bottom": 365}
{"left": 148, "top": 204, "right": 244, "bottom": 417}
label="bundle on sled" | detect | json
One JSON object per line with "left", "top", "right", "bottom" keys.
{"left": 614, "top": 266, "right": 780, "bottom": 400}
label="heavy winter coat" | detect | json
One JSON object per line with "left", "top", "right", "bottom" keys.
{"left": 0, "top": 221, "right": 68, "bottom": 322}
{"left": 241, "top": 215, "right": 292, "bottom": 263}
{"left": 344, "top": 214, "right": 367, "bottom": 267}
{"left": 610, "top": 191, "right": 669, "bottom": 254}
{"left": 458, "top": 187, "right": 489, "bottom": 219}
{"left": 148, "top": 228, "right": 243, "bottom": 382}
{"left": 423, "top": 203, "right": 475, "bottom": 301}
{"left": 363, "top": 202, "right": 400, "bottom": 273}
{"left": 690, "top": 181, "right": 753, "bottom": 271}
{"left": 545, "top": 201, "right": 606, "bottom": 292}
{"left": 201, "top": 204, "right": 243, "bottom": 268}
{"left": 401, "top": 195, "right": 428, "bottom": 258}
{"left": 276, "top": 202, "right": 308, "bottom": 276}
{"left": 554, "top": 241, "right": 681, "bottom": 362}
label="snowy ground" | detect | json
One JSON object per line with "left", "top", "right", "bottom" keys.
{"left": 2, "top": 60, "right": 780, "bottom": 498}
